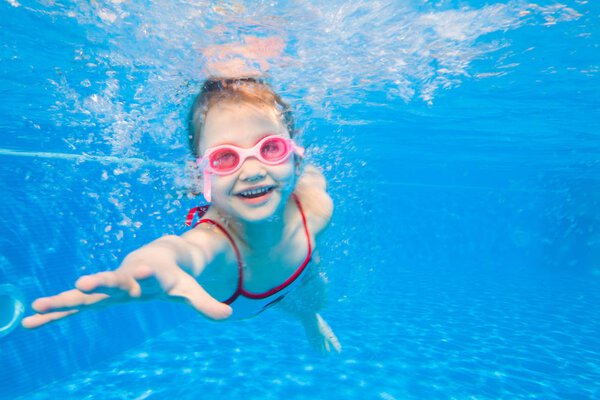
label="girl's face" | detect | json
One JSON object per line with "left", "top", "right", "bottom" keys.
{"left": 198, "top": 102, "right": 297, "bottom": 223}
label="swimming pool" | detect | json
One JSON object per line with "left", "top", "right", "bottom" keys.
{"left": 1, "top": 0, "right": 599, "bottom": 399}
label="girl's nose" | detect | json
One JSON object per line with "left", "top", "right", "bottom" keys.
{"left": 238, "top": 157, "right": 267, "bottom": 182}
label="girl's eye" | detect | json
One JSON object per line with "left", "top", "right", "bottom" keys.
{"left": 261, "top": 139, "right": 286, "bottom": 160}
{"left": 210, "top": 149, "right": 239, "bottom": 170}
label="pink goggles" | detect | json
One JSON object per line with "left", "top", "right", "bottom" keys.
{"left": 198, "top": 134, "right": 305, "bottom": 202}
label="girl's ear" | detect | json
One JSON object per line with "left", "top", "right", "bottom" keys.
{"left": 185, "top": 160, "right": 204, "bottom": 197}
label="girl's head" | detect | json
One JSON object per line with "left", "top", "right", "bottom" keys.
{"left": 188, "top": 77, "right": 294, "bottom": 158}
{"left": 187, "top": 77, "right": 302, "bottom": 222}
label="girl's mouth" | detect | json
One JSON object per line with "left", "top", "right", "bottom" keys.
{"left": 236, "top": 186, "right": 275, "bottom": 200}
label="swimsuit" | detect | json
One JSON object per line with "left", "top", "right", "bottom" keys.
{"left": 187, "top": 194, "right": 312, "bottom": 319}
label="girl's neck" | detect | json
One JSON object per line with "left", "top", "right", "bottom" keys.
{"left": 213, "top": 202, "right": 289, "bottom": 251}
{"left": 242, "top": 216, "right": 286, "bottom": 250}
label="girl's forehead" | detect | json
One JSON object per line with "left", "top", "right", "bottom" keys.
{"left": 200, "top": 103, "right": 288, "bottom": 149}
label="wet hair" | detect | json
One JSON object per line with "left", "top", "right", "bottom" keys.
{"left": 187, "top": 77, "right": 295, "bottom": 157}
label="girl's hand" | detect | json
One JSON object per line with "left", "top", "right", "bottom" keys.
{"left": 303, "top": 313, "right": 342, "bottom": 354}
{"left": 22, "top": 258, "right": 232, "bottom": 329}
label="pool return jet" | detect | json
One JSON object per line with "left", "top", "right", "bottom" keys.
{"left": 0, "top": 284, "right": 25, "bottom": 338}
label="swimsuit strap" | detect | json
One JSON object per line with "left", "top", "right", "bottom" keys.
{"left": 195, "top": 218, "right": 244, "bottom": 305}
{"left": 185, "top": 204, "right": 210, "bottom": 226}
{"left": 240, "top": 193, "right": 312, "bottom": 299}
{"left": 192, "top": 193, "right": 312, "bottom": 305}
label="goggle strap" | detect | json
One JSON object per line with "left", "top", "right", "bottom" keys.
{"left": 293, "top": 143, "right": 305, "bottom": 158}
{"left": 203, "top": 172, "right": 212, "bottom": 202}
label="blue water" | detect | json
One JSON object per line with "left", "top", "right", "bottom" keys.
{"left": 1, "top": 0, "right": 599, "bottom": 399}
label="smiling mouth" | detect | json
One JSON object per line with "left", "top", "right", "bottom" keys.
{"left": 236, "top": 186, "right": 275, "bottom": 199}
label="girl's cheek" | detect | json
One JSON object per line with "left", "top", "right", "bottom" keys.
{"left": 212, "top": 175, "right": 235, "bottom": 196}
{"left": 279, "top": 164, "right": 297, "bottom": 189}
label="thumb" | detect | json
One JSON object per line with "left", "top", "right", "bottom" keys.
{"left": 169, "top": 274, "right": 232, "bottom": 320}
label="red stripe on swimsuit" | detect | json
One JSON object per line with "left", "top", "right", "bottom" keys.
{"left": 190, "top": 193, "right": 312, "bottom": 305}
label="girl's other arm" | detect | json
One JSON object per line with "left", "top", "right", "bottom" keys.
{"left": 285, "top": 165, "right": 340, "bottom": 353}
{"left": 277, "top": 266, "right": 341, "bottom": 354}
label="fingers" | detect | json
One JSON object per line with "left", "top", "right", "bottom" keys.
{"left": 327, "top": 335, "right": 342, "bottom": 354}
{"left": 22, "top": 267, "right": 165, "bottom": 330}
{"left": 26, "top": 270, "right": 142, "bottom": 327}
{"left": 321, "top": 333, "right": 341, "bottom": 354}
{"left": 76, "top": 271, "right": 141, "bottom": 298}
{"left": 168, "top": 272, "right": 232, "bottom": 320}
{"left": 21, "top": 309, "right": 79, "bottom": 329}
{"left": 77, "top": 267, "right": 175, "bottom": 299}
{"left": 23, "top": 288, "right": 109, "bottom": 330}
{"left": 32, "top": 289, "right": 109, "bottom": 313}
{"left": 316, "top": 313, "right": 342, "bottom": 354}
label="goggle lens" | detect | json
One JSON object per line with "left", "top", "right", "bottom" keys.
{"left": 209, "top": 148, "right": 239, "bottom": 172}
{"left": 260, "top": 137, "right": 288, "bottom": 162}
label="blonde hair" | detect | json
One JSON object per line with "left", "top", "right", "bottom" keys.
{"left": 187, "top": 77, "right": 294, "bottom": 157}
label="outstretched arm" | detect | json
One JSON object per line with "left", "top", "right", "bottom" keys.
{"left": 22, "top": 230, "right": 232, "bottom": 329}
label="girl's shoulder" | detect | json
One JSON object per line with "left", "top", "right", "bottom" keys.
{"left": 294, "top": 164, "right": 333, "bottom": 235}
{"left": 180, "top": 216, "right": 236, "bottom": 263}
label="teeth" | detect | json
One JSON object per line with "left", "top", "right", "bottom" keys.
{"left": 239, "top": 187, "right": 272, "bottom": 197}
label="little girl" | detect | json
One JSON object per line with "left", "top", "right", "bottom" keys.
{"left": 22, "top": 77, "right": 341, "bottom": 353}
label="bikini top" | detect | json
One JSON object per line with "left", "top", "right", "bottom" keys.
{"left": 186, "top": 194, "right": 312, "bottom": 319}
